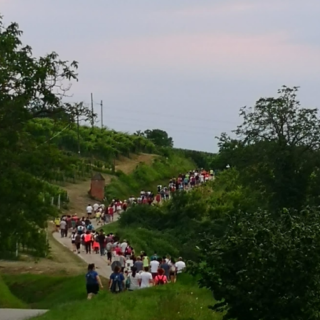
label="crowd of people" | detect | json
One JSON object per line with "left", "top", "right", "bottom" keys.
{"left": 85, "top": 238, "right": 187, "bottom": 298}
{"left": 87, "top": 168, "right": 215, "bottom": 223}
{"left": 54, "top": 168, "right": 214, "bottom": 299}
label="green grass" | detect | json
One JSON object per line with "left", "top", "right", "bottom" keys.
{"left": 0, "top": 275, "right": 27, "bottom": 308}
{"left": 105, "top": 154, "right": 195, "bottom": 200}
{"left": 2, "top": 274, "right": 87, "bottom": 309}
{"left": 31, "top": 274, "right": 222, "bottom": 320}
{"left": 102, "top": 221, "right": 180, "bottom": 258}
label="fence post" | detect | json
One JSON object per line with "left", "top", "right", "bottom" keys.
{"left": 15, "top": 242, "right": 18, "bottom": 258}
{"left": 51, "top": 197, "right": 54, "bottom": 206}
{"left": 58, "top": 194, "right": 61, "bottom": 209}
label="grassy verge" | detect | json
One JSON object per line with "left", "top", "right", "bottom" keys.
{"left": 102, "top": 221, "right": 180, "bottom": 258}
{"left": 2, "top": 273, "right": 110, "bottom": 309}
{"left": 0, "top": 275, "right": 27, "bottom": 308}
{"left": 2, "top": 274, "right": 86, "bottom": 309}
{"left": 105, "top": 154, "right": 195, "bottom": 200}
{"left": 31, "top": 274, "right": 221, "bottom": 320}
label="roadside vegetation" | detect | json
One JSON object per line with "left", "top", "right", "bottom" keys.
{"left": 105, "top": 153, "right": 195, "bottom": 200}
{"left": 0, "top": 276, "right": 27, "bottom": 309}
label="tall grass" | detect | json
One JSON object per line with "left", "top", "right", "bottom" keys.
{"left": 0, "top": 275, "right": 27, "bottom": 308}
{"left": 105, "top": 154, "right": 195, "bottom": 200}
{"left": 31, "top": 274, "right": 222, "bottom": 320}
{"left": 2, "top": 274, "right": 87, "bottom": 309}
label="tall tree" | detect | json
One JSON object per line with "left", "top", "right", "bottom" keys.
{"left": 218, "top": 86, "right": 320, "bottom": 211}
{"left": 0, "top": 17, "right": 91, "bottom": 255}
{"left": 143, "top": 129, "right": 173, "bottom": 147}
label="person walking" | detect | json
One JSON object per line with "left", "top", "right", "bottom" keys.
{"left": 150, "top": 257, "right": 160, "bottom": 280}
{"left": 134, "top": 256, "right": 143, "bottom": 272}
{"left": 86, "top": 263, "right": 103, "bottom": 300}
{"left": 154, "top": 268, "right": 168, "bottom": 285}
{"left": 175, "top": 257, "right": 186, "bottom": 275}
{"left": 160, "top": 257, "right": 170, "bottom": 280}
{"left": 139, "top": 266, "right": 153, "bottom": 289}
{"left": 126, "top": 266, "right": 141, "bottom": 291}
{"left": 84, "top": 231, "right": 92, "bottom": 254}
{"left": 97, "top": 230, "right": 106, "bottom": 256}
{"left": 109, "top": 265, "right": 125, "bottom": 293}
{"left": 142, "top": 253, "right": 149, "bottom": 271}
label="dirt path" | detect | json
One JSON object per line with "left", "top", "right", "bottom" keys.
{"left": 0, "top": 154, "right": 157, "bottom": 276}
{"left": 52, "top": 215, "right": 120, "bottom": 279}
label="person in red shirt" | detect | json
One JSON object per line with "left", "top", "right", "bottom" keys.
{"left": 108, "top": 205, "right": 114, "bottom": 222}
{"left": 122, "top": 201, "right": 128, "bottom": 211}
{"left": 142, "top": 198, "right": 148, "bottom": 205}
{"left": 115, "top": 245, "right": 122, "bottom": 255}
{"left": 155, "top": 193, "right": 161, "bottom": 203}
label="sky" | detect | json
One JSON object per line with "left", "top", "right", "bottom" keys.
{"left": 1, "top": 0, "right": 320, "bottom": 152}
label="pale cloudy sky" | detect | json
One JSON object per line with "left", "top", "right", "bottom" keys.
{"left": 1, "top": 0, "right": 320, "bottom": 152}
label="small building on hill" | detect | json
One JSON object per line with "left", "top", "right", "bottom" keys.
{"left": 89, "top": 173, "right": 105, "bottom": 201}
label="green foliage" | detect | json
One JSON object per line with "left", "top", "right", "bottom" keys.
{"left": 103, "top": 221, "right": 179, "bottom": 258}
{"left": 31, "top": 274, "right": 220, "bottom": 320}
{"left": 194, "top": 207, "right": 320, "bottom": 320}
{"left": 105, "top": 154, "right": 195, "bottom": 200}
{"left": 218, "top": 86, "right": 320, "bottom": 211}
{"left": 27, "top": 118, "right": 155, "bottom": 162}
{"left": 137, "top": 128, "right": 174, "bottom": 148}
{"left": 115, "top": 190, "right": 210, "bottom": 261}
{"left": 0, "top": 17, "right": 92, "bottom": 256}
{"left": 173, "top": 148, "right": 217, "bottom": 169}
{"left": 0, "top": 275, "right": 27, "bottom": 308}
{"left": 2, "top": 274, "right": 86, "bottom": 309}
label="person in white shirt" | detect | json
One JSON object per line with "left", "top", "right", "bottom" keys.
{"left": 175, "top": 257, "right": 186, "bottom": 274}
{"left": 120, "top": 240, "right": 128, "bottom": 253}
{"left": 86, "top": 204, "right": 93, "bottom": 217}
{"left": 150, "top": 258, "right": 160, "bottom": 279}
{"left": 93, "top": 203, "right": 99, "bottom": 212}
{"left": 127, "top": 267, "right": 141, "bottom": 291}
{"left": 139, "top": 267, "right": 153, "bottom": 288}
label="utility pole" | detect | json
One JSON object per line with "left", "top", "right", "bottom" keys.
{"left": 100, "top": 100, "right": 103, "bottom": 128}
{"left": 77, "top": 110, "right": 80, "bottom": 155}
{"left": 91, "top": 93, "right": 94, "bottom": 129}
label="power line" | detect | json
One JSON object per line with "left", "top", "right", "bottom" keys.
{"left": 100, "top": 100, "right": 103, "bottom": 128}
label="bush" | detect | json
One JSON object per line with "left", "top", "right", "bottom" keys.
{"left": 103, "top": 222, "right": 179, "bottom": 258}
{"left": 118, "top": 205, "right": 165, "bottom": 230}
{"left": 194, "top": 207, "right": 320, "bottom": 320}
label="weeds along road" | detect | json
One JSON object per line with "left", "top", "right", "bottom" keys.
{"left": 0, "top": 309, "right": 47, "bottom": 320}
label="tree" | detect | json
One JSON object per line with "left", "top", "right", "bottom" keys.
{"left": 218, "top": 86, "right": 320, "bottom": 211}
{"left": 0, "top": 17, "right": 91, "bottom": 256}
{"left": 143, "top": 129, "right": 173, "bottom": 147}
{"left": 195, "top": 207, "right": 320, "bottom": 320}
